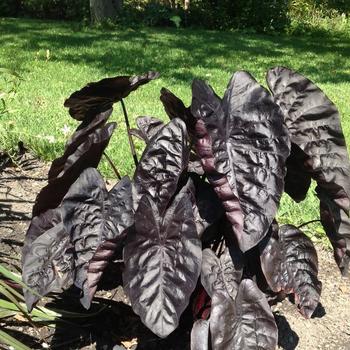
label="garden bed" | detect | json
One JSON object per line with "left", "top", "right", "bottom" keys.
{"left": 0, "top": 155, "right": 350, "bottom": 350}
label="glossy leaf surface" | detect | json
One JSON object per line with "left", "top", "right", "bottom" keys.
{"left": 160, "top": 87, "right": 196, "bottom": 132}
{"left": 210, "top": 279, "right": 278, "bottom": 350}
{"left": 267, "top": 66, "right": 350, "bottom": 274}
{"left": 133, "top": 118, "right": 190, "bottom": 214}
{"left": 123, "top": 188, "right": 201, "bottom": 338}
{"left": 22, "top": 208, "right": 74, "bottom": 311}
{"left": 64, "top": 71, "right": 160, "bottom": 120}
{"left": 33, "top": 123, "right": 116, "bottom": 216}
{"left": 201, "top": 247, "right": 243, "bottom": 300}
{"left": 62, "top": 168, "right": 133, "bottom": 309}
{"left": 49, "top": 109, "right": 113, "bottom": 181}
{"left": 191, "top": 72, "right": 290, "bottom": 252}
{"left": 191, "top": 320, "right": 210, "bottom": 350}
{"left": 260, "top": 224, "right": 322, "bottom": 318}
{"left": 131, "top": 116, "right": 164, "bottom": 143}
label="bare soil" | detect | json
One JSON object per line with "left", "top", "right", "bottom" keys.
{"left": 1, "top": 156, "right": 350, "bottom": 350}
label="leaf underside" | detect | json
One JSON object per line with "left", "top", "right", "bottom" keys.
{"left": 64, "top": 71, "right": 160, "bottom": 120}
{"left": 33, "top": 123, "right": 116, "bottom": 216}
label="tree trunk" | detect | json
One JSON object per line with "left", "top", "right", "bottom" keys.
{"left": 90, "top": 0, "right": 122, "bottom": 23}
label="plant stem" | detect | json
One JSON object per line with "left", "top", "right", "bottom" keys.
{"left": 121, "top": 99, "right": 138, "bottom": 167}
{"left": 297, "top": 219, "right": 321, "bottom": 229}
{"left": 103, "top": 152, "right": 121, "bottom": 180}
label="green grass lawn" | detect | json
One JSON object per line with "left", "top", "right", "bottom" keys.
{"left": 1, "top": 17, "right": 350, "bottom": 240}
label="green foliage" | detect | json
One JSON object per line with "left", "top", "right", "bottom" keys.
{"left": 118, "top": 1, "right": 185, "bottom": 28}
{"left": 288, "top": 0, "right": 350, "bottom": 35}
{"left": 0, "top": 18, "right": 349, "bottom": 240}
{"left": 188, "top": 0, "right": 289, "bottom": 32}
{"left": 24, "top": 0, "right": 90, "bottom": 20}
{"left": 1, "top": 0, "right": 90, "bottom": 20}
{"left": 0, "top": 0, "right": 21, "bottom": 16}
{"left": 0, "top": 68, "right": 21, "bottom": 118}
{"left": 1, "top": 0, "right": 349, "bottom": 33}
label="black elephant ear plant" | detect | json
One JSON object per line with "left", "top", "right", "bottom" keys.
{"left": 22, "top": 67, "right": 350, "bottom": 349}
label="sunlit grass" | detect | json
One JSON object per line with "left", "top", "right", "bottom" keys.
{"left": 0, "top": 17, "right": 349, "bottom": 237}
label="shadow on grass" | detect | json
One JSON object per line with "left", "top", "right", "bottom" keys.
{"left": 0, "top": 18, "right": 349, "bottom": 86}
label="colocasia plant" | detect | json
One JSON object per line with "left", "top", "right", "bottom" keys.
{"left": 22, "top": 67, "right": 350, "bottom": 349}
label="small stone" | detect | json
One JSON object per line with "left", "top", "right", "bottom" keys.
{"left": 339, "top": 285, "right": 349, "bottom": 294}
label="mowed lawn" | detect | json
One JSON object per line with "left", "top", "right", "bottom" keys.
{"left": 1, "top": 17, "right": 350, "bottom": 240}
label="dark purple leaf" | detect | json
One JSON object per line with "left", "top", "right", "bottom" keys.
{"left": 191, "top": 319, "right": 210, "bottom": 350}
{"left": 33, "top": 123, "right": 116, "bottom": 216}
{"left": 64, "top": 71, "right": 160, "bottom": 120}
{"left": 123, "top": 184, "right": 201, "bottom": 338}
{"left": 320, "top": 198, "right": 350, "bottom": 275}
{"left": 210, "top": 279, "right": 278, "bottom": 350}
{"left": 160, "top": 87, "right": 197, "bottom": 132}
{"left": 62, "top": 168, "right": 133, "bottom": 309}
{"left": 65, "top": 108, "right": 113, "bottom": 150}
{"left": 133, "top": 118, "right": 190, "bottom": 215}
{"left": 191, "top": 72, "right": 290, "bottom": 252}
{"left": 188, "top": 152, "right": 204, "bottom": 175}
{"left": 130, "top": 116, "right": 164, "bottom": 143}
{"left": 49, "top": 109, "right": 113, "bottom": 180}
{"left": 201, "top": 247, "right": 243, "bottom": 300}
{"left": 267, "top": 66, "right": 350, "bottom": 274}
{"left": 260, "top": 224, "right": 322, "bottom": 318}
{"left": 22, "top": 208, "right": 74, "bottom": 311}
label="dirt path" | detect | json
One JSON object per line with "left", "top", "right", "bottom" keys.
{"left": 0, "top": 158, "right": 350, "bottom": 350}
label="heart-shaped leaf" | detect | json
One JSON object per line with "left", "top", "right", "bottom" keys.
{"left": 267, "top": 66, "right": 350, "bottom": 274}
{"left": 33, "top": 123, "right": 116, "bottom": 216}
{"left": 260, "top": 224, "right": 322, "bottom": 318}
{"left": 64, "top": 71, "right": 160, "bottom": 120}
{"left": 123, "top": 182, "right": 201, "bottom": 338}
{"left": 22, "top": 208, "right": 74, "bottom": 311}
{"left": 210, "top": 279, "right": 278, "bottom": 350}
{"left": 62, "top": 168, "right": 134, "bottom": 309}
{"left": 191, "top": 72, "right": 290, "bottom": 252}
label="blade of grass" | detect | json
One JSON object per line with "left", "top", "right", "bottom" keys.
{"left": 0, "top": 329, "right": 31, "bottom": 350}
{"left": 0, "top": 264, "right": 42, "bottom": 298}
{"left": 0, "top": 280, "right": 25, "bottom": 301}
{"left": 0, "top": 309, "right": 17, "bottom": 318}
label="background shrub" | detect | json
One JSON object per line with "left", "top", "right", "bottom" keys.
{"left": 0, "top": 0, "right": 349, "bottom": 34}
{"left": 0, "top": 0, "right": 21, "bottom": 17}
